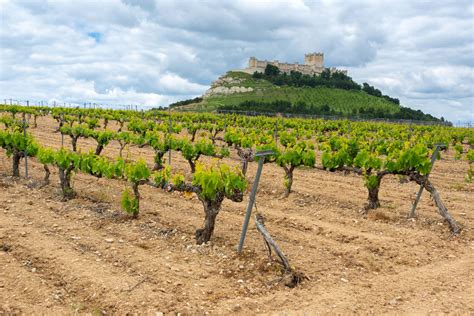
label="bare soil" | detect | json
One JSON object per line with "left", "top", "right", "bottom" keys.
{"left": 1, "top": 116, "right": 473, "bottom": 314}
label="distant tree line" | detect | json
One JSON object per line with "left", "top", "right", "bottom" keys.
{"left": 218, "top": 99, "right": 444, "bottom": 122}
{"left": 253, "top": 64, "right": 400, "bottom": 105}
{"left": 361, "top": 83, "right": 399, "bottom": 105}
{"left": 168, "top": 97, "right": 203, "bottom": 108}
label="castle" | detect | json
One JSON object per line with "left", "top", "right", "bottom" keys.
{"left": 240, "top": 53, "right": 347, "bottom": 76}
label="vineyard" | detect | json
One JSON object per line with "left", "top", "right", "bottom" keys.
{"left": 1, "top": 104, "right": 473, "bottom": 314}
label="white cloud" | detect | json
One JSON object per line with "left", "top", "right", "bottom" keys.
{"left": 0, "top": 0, "right": 472, "bottom": 121}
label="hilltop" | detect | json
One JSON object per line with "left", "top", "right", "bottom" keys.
{"left": 171, "top": 69, "right": 442, "bottom": 122}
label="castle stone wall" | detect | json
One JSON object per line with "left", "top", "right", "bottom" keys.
{"left": 241, "top": 53, "right": 346, "bottom": 76}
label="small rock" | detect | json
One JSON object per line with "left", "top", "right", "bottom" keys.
{"left": 232, "top": 304, "right": 241, "bottom": 312}
{"left": 388, "top": 296, "right": 402, "bottom": 306}
{"left": 104, "top": 238, "right": 114, "bottom": 243}
{"left": 340, "top": 278, "right": 349, "bottom": 283}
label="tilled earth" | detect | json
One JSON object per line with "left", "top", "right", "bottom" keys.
{"left": 0, "top": 116, "right": 473, "bottom": 314}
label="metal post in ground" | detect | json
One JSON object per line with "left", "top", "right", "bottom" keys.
{"left": 409, "top": 121, "right": 413, "bottom": 145}
{"left": 408, "top": 143, "right": 444, "bottom": 218}
{"left": 237, "top": 150, "right": 274, "bottom": 254}
{"left": 168, "top": 108, "right": 172, "bottom": 165}
{"left": 61, "top": 114, "right": 64, "bottom": 148}
{"left": 23, "top": 115, "right": 28, "bottom": 178}
{"left": 273, "top": 119, "right": 278, "bottom": 143}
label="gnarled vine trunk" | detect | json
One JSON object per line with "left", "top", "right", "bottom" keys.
{"left": 119, "top": 142, "right": 126, "bottom": 157}
{"left": 59, "top": 165, "right": 75, "bottom": 200}
{"left": 12, "top": 152, "right": 22, "bottom": 177}
{"left": 188, "top": 159, "right": 197, "bottom": 173}
{"left": 195, "top": 194, "right": 225, "bottom": 244}
{"left": 43, "top": 165, "right": 50, "bottom": 184}
{"left": 283, "top": 165, "right": 295, "bottom": 197}
{"left": 241, "top": 159, "right": 249, "bottom": 176}
{"left": 55, "top": 119, "right": 64, "bottom": 132}
{"left": 190, "top": 130, "right": 198, "bottom": 142}
{"left": 366, "top": 185, "right": 381, "bottom": 210}
{"left": 71, "top": 136, "right": 79, "bottom": 152}
{"left": 364, "top": 171, "right": 388, "bottom": 212}
{"left": 153, "top": 151, "right": 165, "bottom": 170}
{"left": 131, "top": 182, "right": 140, "bottom": 219}
{"left": 95, "top": 144, "right": 104, "bottom": 155}
{"left": 211, "top": 130, "right": 220, "bottom": 144}
{"left": 168, "top": 183, "right": 243, "bottom": 245}
{"left": 236, "top": 147, "right": 254, "bottom": 176}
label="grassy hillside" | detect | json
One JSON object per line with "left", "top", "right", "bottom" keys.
{"left": 174, "top": 71, "right": 441, "bottom": 121}
{"left": 179, "top": 71, "right": 400, "bottom": 115}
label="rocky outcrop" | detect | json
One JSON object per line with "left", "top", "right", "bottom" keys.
{"left": 203, "top": 75, "right": 254, "bottom": 98}
{"left": 204, "top": 85, "right": 254, "bottom": 97}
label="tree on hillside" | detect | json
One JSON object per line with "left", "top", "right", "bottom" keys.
{"left": 264, "top": 64, "right": 281, "bottom": 77}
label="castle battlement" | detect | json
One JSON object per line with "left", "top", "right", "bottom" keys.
{"left": 241, "top": 53, "right": 346, "bottom": 76}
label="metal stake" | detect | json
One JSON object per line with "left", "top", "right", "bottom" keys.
{"left": 273, "top": 119, "right": 278, "bottom": 143}
{"left": 61, "top": 114, "right": 64, "bottom": 148}
{"left": 168, "top": 109, "right": 172, "bottom": 165}
{"left": 237, "top": 150, "right": 274, "bottom": 253}
{"left": 23, "top": 115, "right": 28, "bottom": 178}
{"left": 408, "top": 143, "right": 444, "bottom": 218}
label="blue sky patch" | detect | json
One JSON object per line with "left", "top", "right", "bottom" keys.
{"left": 87, "top": 32, "right": 102, "bottom": 43}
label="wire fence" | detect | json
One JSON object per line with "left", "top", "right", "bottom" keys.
{"left": 2, "top": 97, "right": 472, "bottom": 128}
{"left": 1, "top": 98, "right": 144, "bottom": 111}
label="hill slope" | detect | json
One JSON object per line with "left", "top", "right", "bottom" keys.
{"left": 174, "top": 71, "right": 440, "bottom": 121}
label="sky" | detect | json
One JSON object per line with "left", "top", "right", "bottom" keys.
{"left": 0, "top": 0, "right": 473, "bottom": 122}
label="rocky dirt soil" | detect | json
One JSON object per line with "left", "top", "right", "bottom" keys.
{"left": 0, "top": 116, "right": 473, "bottom": 314}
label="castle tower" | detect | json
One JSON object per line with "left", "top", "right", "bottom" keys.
{"left": 249, "top": 57, "right": 257, "bottom": 68}
{"left": 304, "top": 52, "right": 324, "bottom": 68}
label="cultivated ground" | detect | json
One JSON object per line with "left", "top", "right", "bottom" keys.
{"left": 1, "top": 116, "right": 473, "bottom": 314}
